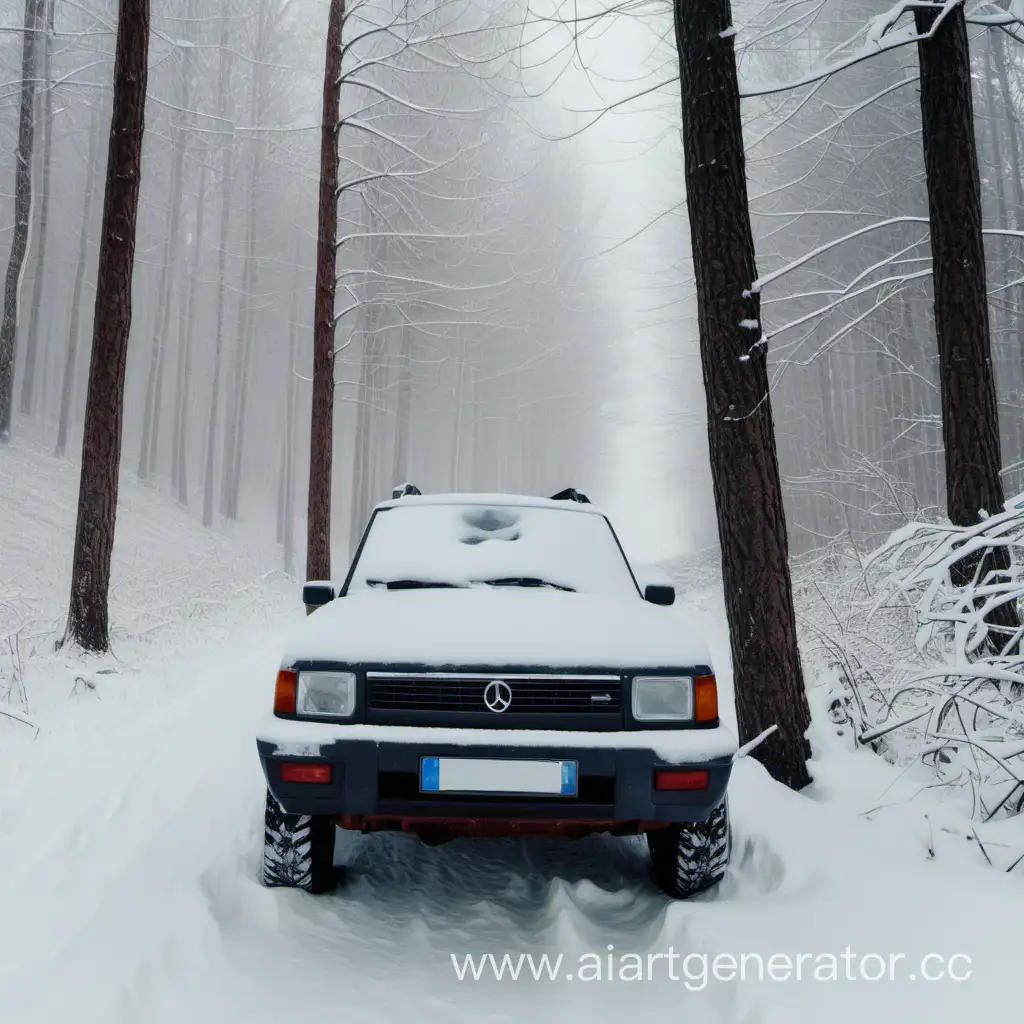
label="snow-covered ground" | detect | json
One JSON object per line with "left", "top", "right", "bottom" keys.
{"left": 2, "top": 434, "right": 1023, "bottom": 1023}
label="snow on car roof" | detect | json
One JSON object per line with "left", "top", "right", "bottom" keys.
{"left": 348, "top": 496, "right": 635, "bottom": 596}
{"left": 376, "top": 492, "right": 605, "bottom": 514}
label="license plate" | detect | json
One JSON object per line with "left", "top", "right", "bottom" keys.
{"left": 420, "top": 757, "right": 578, "bottom": 796}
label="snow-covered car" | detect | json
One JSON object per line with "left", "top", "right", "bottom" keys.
{"left": 257, "top": 489, "right": 736, "bottom": 898}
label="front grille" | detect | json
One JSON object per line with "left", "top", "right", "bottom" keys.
{"left": 367, "top": 673, "right": 623, "bottom": 715}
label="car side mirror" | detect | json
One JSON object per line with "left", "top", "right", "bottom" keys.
{"left": 644, "top": 584, "right": 675, "bottom": 606}
{"left": 302, "top": 581, "right": 336, "bottom": 612}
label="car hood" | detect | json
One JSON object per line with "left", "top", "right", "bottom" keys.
{"left": 280, "top": 589, "right": 712, "bottom": 670}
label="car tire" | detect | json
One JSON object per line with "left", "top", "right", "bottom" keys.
{"left": 647, "top": 798, "right": 730, "bottom": 899}
{"left": 262, "top": 791, "right": 336, "bottom": 894}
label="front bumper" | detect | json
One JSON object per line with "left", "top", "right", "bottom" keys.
{"left": 257, "top": 718, "right": 736, "bottom": 828}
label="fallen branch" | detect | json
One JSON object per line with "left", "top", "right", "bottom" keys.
{"left": 733, "top": 724, "right": 780, "bottom": 761}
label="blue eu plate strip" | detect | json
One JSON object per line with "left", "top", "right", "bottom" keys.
{"left": 561, "top": 761, "right": 577, "bottom": 795}
{"left": 421, "top": 757, "right": 440, "bottom": 792}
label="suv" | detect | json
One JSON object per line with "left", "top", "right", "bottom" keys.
{"left": 257, "top": 490, "right": 736, "bottom": 898}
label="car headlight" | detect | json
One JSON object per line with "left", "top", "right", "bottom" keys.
{"left": 632, "top": 676, "right": 694, "bottom": 721}
{"left": 296, "top": 671, "right": 356, "bottom": 718}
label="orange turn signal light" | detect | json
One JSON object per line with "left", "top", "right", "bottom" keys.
{"left": 694, "top": 674, "right": 718, "bottom": 722}
{"left": 274, "top": 669, "right": 297, "bottom": 714}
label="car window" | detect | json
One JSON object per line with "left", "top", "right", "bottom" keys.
{"left": 346, "top": 503, "right": 639, "bottom": 597}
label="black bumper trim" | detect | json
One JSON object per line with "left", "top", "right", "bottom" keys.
{"left": 258, "top": 737, "right": 732, "bottom": 825}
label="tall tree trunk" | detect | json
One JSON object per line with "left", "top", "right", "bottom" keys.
{"left": 64, "top": 0, "right": 150, "bottom": 652}
{"left": 307, "top": 0, "right": 343, "bottom": 582}
{"left": 138, "top": 45, "right": 192, "bottom": 481}
{"left": 56, "top": 96, "right": 103, "bottom": 459}
{"left": 348, "top": 215, "right": 387, "bottom": 550}
{"left": 915, "top": 1, "right": 1018, "bottom": 647}
{"left": 282, "top": 242, "right": 301, "bottom": 575}
{"left": 992, "top": 31, "right": 1024, "bottom": 467}
{"left": 172, "top": 156, "right": 207, "bottom": 506}
{"left": 982, "top": 37, "right": 1012, "bottom": 473}
{"left": 467, "top": 365, "right": 480, "bottom": 490}
{"left": 222, "top": 0, "right": 269, "bottom": 520}
{"left": 202, "top": 9, "right": 234, "bottom": 528}
{"left": 450, "top": 337, "right": 467, "bottom": 491}
{"left": 277, "top": 433, "right": 287, "bottom": 543}
{"left": 0, "top": 0, "right": 44, "bottom": 442}
{"left": 392, "top": 322, "right": 413, "bottom": 483}
{"left": 349, "top": 330, "right": 374, "bottom": 553}
{"left": 674, "top": 0, "right": 811, "bottom": 789}
{"left": 19, "top": 0, "right": 55, "bottom": 417}
{"left": 222, "top": 175, "right": 258, "bottom": 519}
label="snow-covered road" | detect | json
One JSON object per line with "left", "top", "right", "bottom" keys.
{"left": 2, "top": 442, "right": 1021, "bottom": 1024}
{"left": 3, "top": 582, "right": 1022, "bottom": 1024}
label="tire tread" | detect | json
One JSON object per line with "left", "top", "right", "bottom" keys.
{"left": 262, "top": 792, "right": 335, "bottom": 893}
{"left": 648, "top": 799, "right": 730, "bottom": 899}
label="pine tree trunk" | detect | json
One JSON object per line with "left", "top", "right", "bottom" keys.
{"left": 982, "top": 38, "right": 1012, "bottom": 476}
{"left": 915, "top": 1, "right": 1018, "bottom": 647}
{"left": 202, "top": 9, "right": 234, "bottom": 528}
{"left": 56, "top": 97, "right": 103, "bottom": 459}
{"left": 349, "top": 331, "right": 373, "bottom": 553}
{"left": 277, "top": 433, "right": 287, "bottom": 544}
{"left": 915, "top": 3, "right": 1004, "bottom": 524}
{"left": 392, "top": 322, "right": 413, "bottom": 483}
{"left": 450, "top": 338, "right": 467, "bottom": 491}
{"left": 348, "top": 216, "right": 388, "bottom": 551}
{"left": 674, "top": 0, "right": 811, "bottom": 789}
{"left": 222, "top": 0, "right": 269, "bottom": 520}
{"left": 172, "top": 156, "right": 206, "bottom": 506}
{"left": 283, "top": 245, "right": 301, "bottom": 576}
{"left": 172, "top": 118, "right": 205, "bottom": 507}
{"left": 0, "top": 0, "right": 44, "bottom": 442}
{"left": 307, "top": 0, "right": 343, "bottom": 583}
{"left": 19, "top": 0, "right": 55, "bottom": 417}
{"left": 992, "top": 32, "right": 1024, "bottom": 467}
{"left": 64, "top": 0, "right": 150, "bottom": 653}
{"left": 138, "top": 52, "right": 191, "bottom": 482}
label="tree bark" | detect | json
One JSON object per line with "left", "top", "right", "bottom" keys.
{"left": 915, "top": 1, "right": 1018, "bottom": 648}
{"left": 674, "top": 0, "right": 811, "bottom": 789}
{"left": 19, "top": 0, "right": 55, "bottom": 417}
{"left": 55, "top": 95, "right": 103, "bottom": 459}
{"left": 306, "top": 0, "right": 343, "bottom": 583}
{"left": 915, "top": 3, "right": 1004, "bottom": 524}
{"left": 0, "top": 0, "right": 44, "bottom": 442}
{"left": 64, "top": 0, "right": 150, "bottom": 652}
{"left": 991, "top": 31, "right": 1024, "bottom": 465}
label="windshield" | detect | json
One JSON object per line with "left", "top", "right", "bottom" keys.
{"left": 345, "top": 502, "right": 639, "bottom": 597}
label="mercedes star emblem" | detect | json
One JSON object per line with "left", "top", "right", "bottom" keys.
{"left": 483, "top": 679, "right": 512, "bottom": 713}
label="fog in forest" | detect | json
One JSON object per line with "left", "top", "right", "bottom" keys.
{"left": 3, "top": 0, "right": 1023, "bottom": 570}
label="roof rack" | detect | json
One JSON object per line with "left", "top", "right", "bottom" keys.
{"left": 549, "top": 487, "right": 591, "bottom": 504}
{"left": 391, "top": 483, "right": 422, "bottom": 499}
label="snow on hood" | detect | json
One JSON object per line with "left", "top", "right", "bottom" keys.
{"left": 280, "top": 589, "right": 712, "bottom": 669}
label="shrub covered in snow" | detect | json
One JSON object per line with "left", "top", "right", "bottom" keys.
{"left": 796, "top": 499, "right": 1024, "bottom": 821}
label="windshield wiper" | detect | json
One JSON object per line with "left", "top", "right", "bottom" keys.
{"left": 474, "top": 577, "right": 575, "bottom": 592}
{"left": 366, "top": 579, "right": 465, "bottom": 590}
